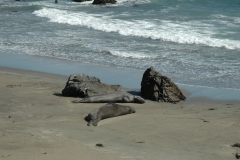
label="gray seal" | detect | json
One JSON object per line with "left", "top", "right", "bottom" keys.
{"left": 77, "top": 92, "right": 145, "bottom": 104}
{"left": 85, "top": 103, "right": 136, "bottom": 126}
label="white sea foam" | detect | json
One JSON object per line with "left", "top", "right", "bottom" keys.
{"left": 110, "top": 50, "right": 156, "bottom": 58}
{"left": 115, "top": 0, "right": 151, "bottom": 6}
{"left": 212, "top": 14, "right": 240, "bottom": 25}
{"left": 33, "top": 8, "right": 240, "bottom": 50}
{"left": 160, "top": 7, "right": 177, "bottom": 13}
{"left": 234, "top": 17, "right": 240, "bottom": 24}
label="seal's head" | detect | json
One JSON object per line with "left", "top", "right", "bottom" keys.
{"left": 130, "top": 106, "right": 136, "bottom": 113}
{"left": 126, "top": 106, "right": 136, "bottom": 113}
{"left": 84, "top": 115, "right": 91, "bottom": 122}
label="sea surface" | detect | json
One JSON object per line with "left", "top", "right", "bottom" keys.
{"left": 0, "top": 0, "right": 240, "bottom": 90}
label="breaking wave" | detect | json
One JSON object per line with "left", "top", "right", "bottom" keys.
{"left": 33, "top": 8, "right": 240, "bottom": 50}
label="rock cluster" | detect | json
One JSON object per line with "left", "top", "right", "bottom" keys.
{"left": 92, "top": 0, "right": 116, "bottom": 4}
{"left": 62, "top": 74, "right": 123, "bottom": 97}
{"left": 141, "top": 67, "right": 186, "bottom": 103}
{"left": 73, "top": 0, "right": 116, "bottom": 4}
{"left": 73, "top": 0, "right": 91, "bottom": 2}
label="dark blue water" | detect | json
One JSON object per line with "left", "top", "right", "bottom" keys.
{"left": 0, "top": 0, "right": 240, "bottom": 90}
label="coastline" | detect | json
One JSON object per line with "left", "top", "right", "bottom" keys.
{"left": 1, "top": 64, "right": 240, "bottom": 160}
{"left": 1, "top": 52, "right": 240, "bottom": 102}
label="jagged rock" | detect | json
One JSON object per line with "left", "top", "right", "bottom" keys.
{"left": 62, "top": 74, "right": 123, "bottom": 97}
{"left": 92, "top": 0, "right": 116, "bottom": 5}
{"left": 141, "top": 67, "right": 186, "bottom": 103}
{"left": 73, "top": 0, "right": 83, "bottom": 2}
{"left": 73, "top": 0, "right": 91, "bottom": 2}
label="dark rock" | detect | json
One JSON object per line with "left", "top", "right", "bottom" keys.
{"left": 141, "top": 67, "right": 186, "bottom": 103}
{"left": 92, "top": 0, "right": 116, "bottom": 5}
{"left": 96, "top": 143, "right": 104, "bottom": 147}
{"left": 73, "top": 0, "right": 86, "bottom": 2}
{"left": 62, "top": 74, "right": 123, "bottom": 97}
{"left": 73, "top": 0, "right": 92, "bottom": 2}
{"left": 232, "top": 143, "right": 240, "bottom": 148}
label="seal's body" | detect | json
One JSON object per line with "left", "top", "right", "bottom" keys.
{"left": 85, "top": 103, "right": 136, "bottom": 126}
{"left": 80, "top": 92, "right": 145, "bottom": 104}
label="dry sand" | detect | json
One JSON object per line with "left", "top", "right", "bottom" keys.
{"left": 0, "top": 66, "right": 239, "bottom": 160}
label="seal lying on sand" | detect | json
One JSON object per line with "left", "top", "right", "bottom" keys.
{"left": 85, "top": 103, "right": 136, "bottom": 126}
{"left": 75, "top": 92, "right": 145, "bottom": 104}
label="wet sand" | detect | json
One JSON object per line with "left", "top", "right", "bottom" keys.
{"left": 0, "top": 66, "right": 239, "bottom": 160}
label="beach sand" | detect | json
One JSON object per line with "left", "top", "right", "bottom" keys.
{"left": 0, "top": 66, "right": 239, "bottom": 160}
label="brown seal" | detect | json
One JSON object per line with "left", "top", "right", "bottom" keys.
{"left": 85, "top": 103, "right": 136, "bottom": 126}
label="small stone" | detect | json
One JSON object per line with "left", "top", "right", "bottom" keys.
{"left": 135, "top": 141, "right": 144, "bottom": 143}
{"left": 208, "top": 108, "right": 216, "bottom": 110}
{"left": 96, "top": 143, "right": 104, "bottom": 147}
{"left": 201, "top": 119, "right": 210, "bottom": 123}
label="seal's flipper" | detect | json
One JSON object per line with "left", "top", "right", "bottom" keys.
{"left": 92, "top": 119, "right": 98, "bottom": 126}
{"left": 133, "top": 96, "right": 145, "bottom": 104}
{"left": 87, "top": 120, "right": 92, "bottom": 126}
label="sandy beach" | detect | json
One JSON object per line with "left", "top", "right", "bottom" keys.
{"left": 0, "top": 66, "right": 239, "bottom": 160}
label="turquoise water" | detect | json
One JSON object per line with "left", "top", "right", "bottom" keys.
{"left": 0, "top": 0, "right": 240, "bottom": 90}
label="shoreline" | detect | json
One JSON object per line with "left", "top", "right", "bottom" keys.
{"left": 0, "top": 52, "right": 240, "bottom": 103}
{"left": 1, "top": 65, "right": 240, "bottom": 104}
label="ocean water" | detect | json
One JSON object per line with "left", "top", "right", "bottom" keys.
{"left": 0, "top": 0, "right": 240, "bottom": 90}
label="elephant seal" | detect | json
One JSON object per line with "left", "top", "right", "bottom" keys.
{"left": 85, "top": 103, "right": 136, "bottom": 126}
{"left": 76, "top": 91, "right": 145, "bottom": 104}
